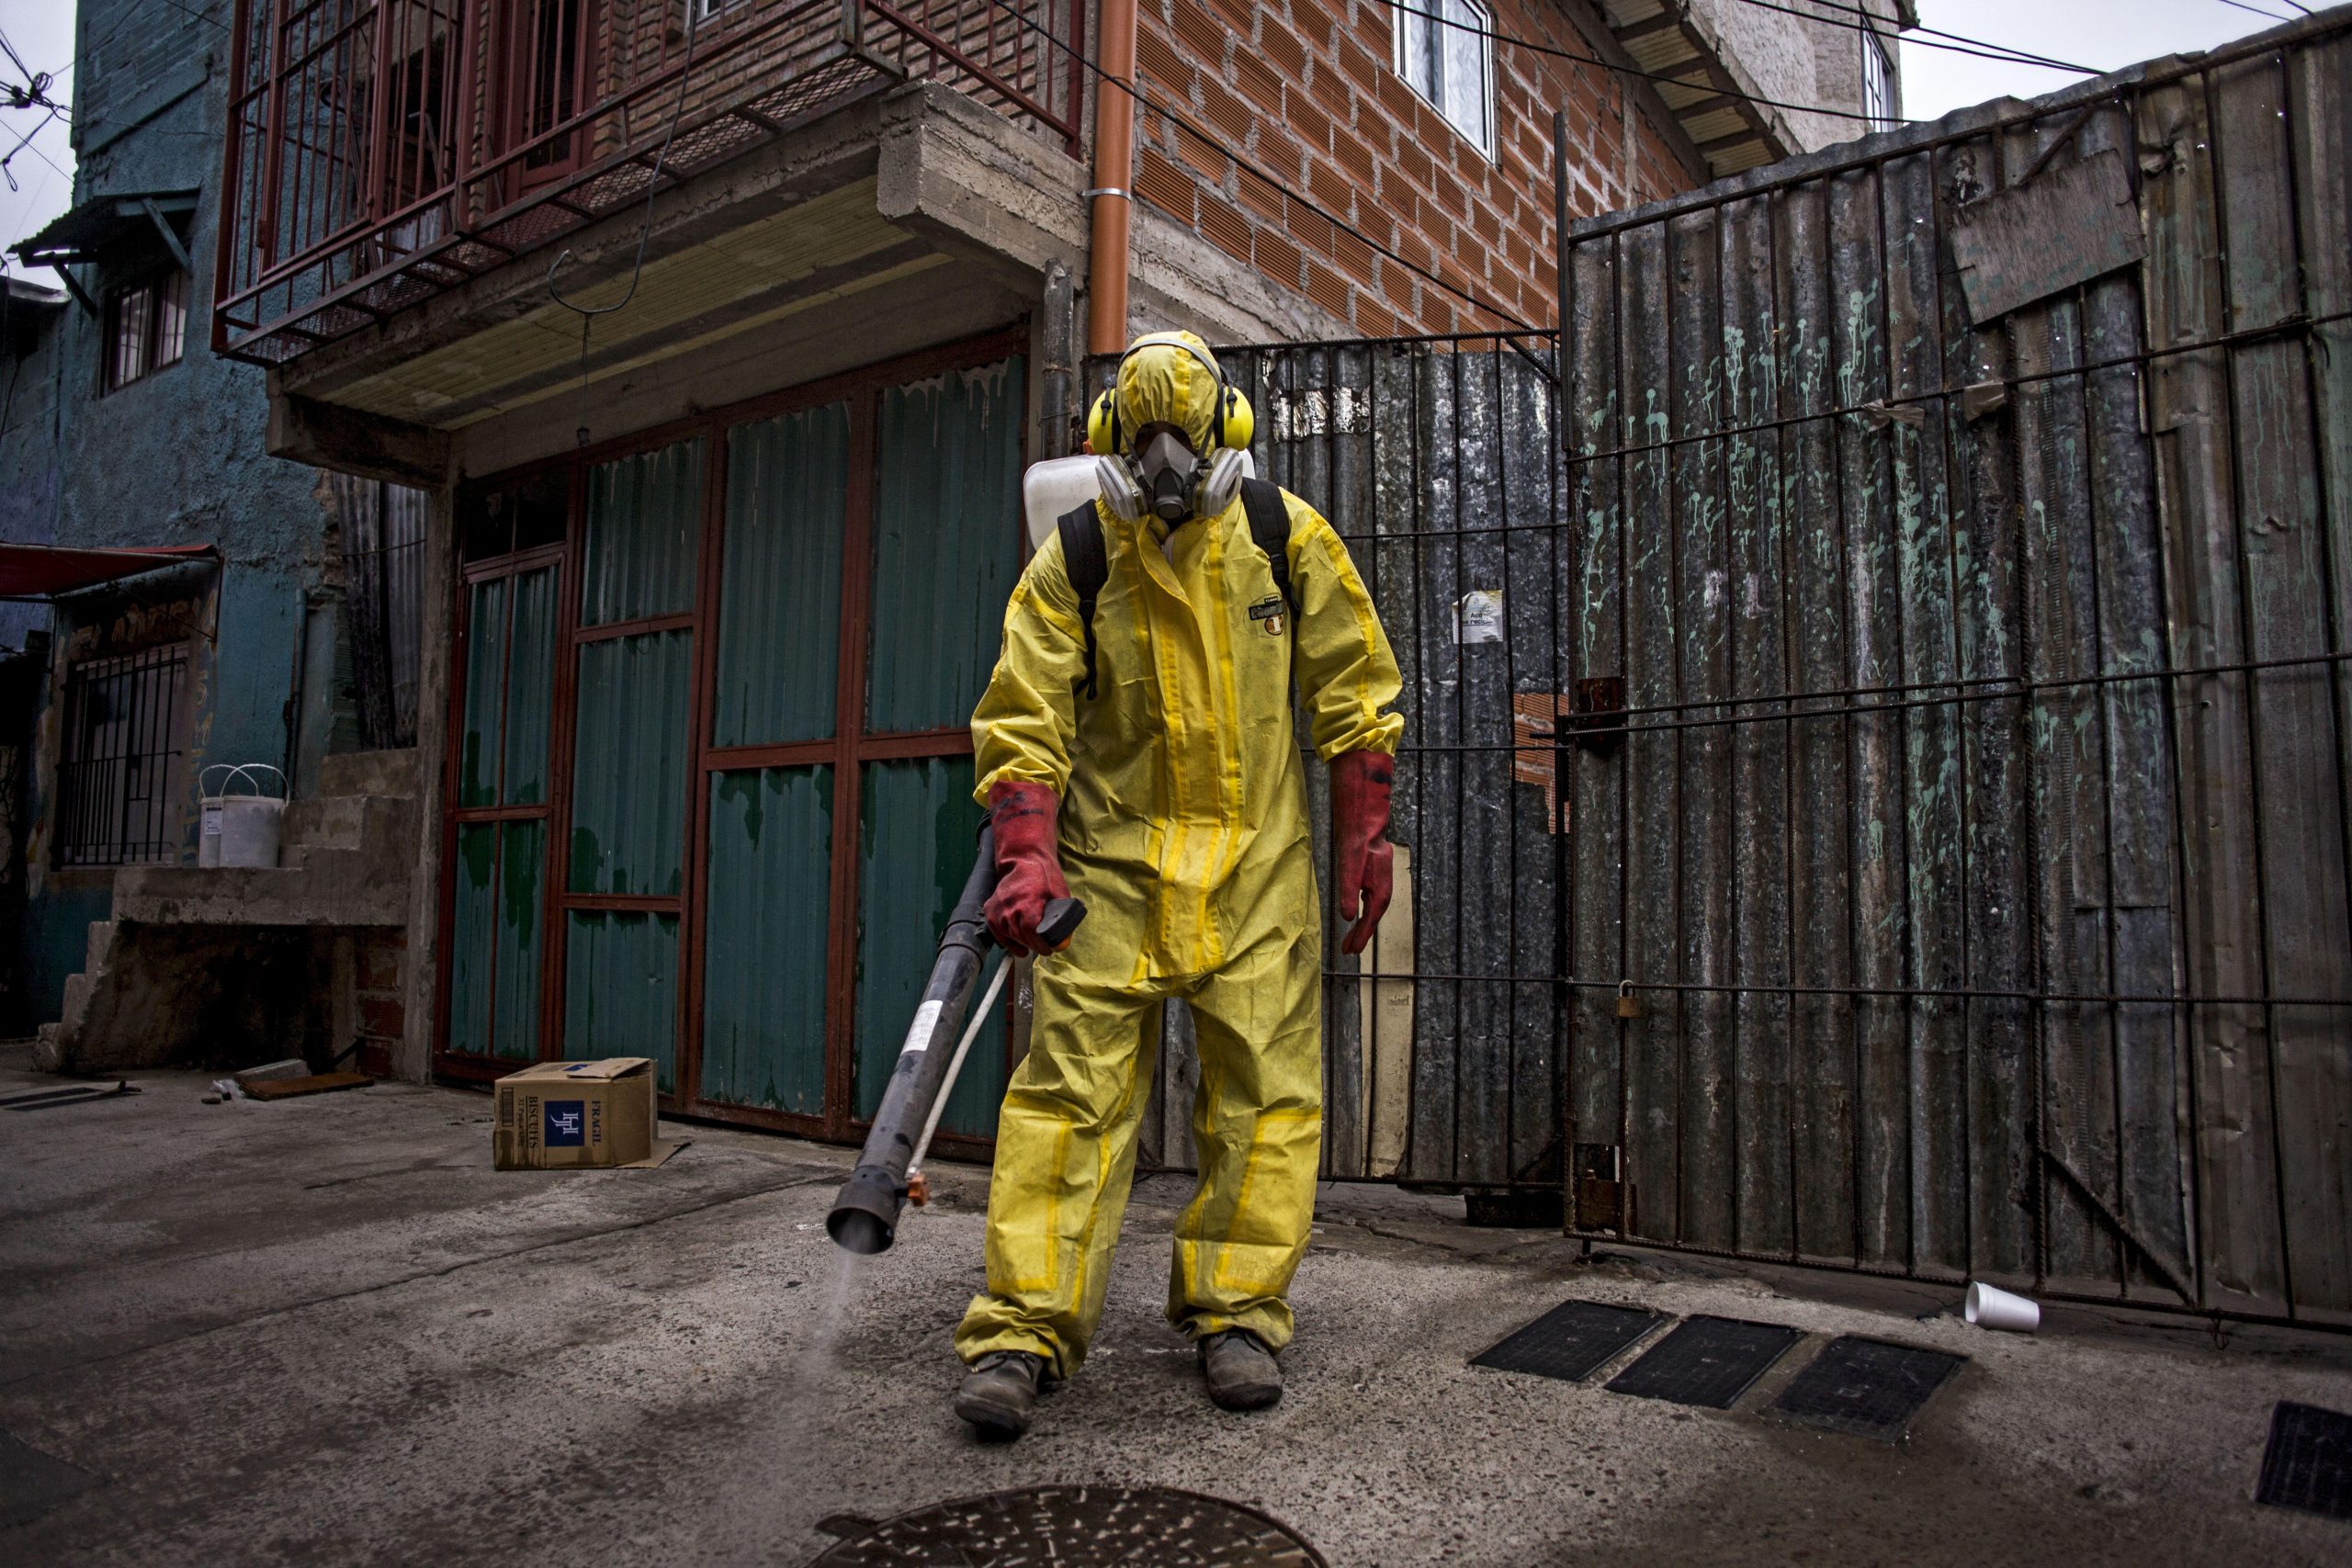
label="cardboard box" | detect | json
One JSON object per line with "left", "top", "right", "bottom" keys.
{"left": 492, "top": 1058, "right": 683, "bottom": 1170}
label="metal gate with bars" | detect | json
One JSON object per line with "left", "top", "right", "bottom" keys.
{"left": 1178, "top": 13, "right": 2352, "bottom": 1326}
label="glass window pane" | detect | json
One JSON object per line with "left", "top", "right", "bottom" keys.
{"left": 866, "top": 359, "right": 1024, "bottom": 734}
{"left": 582, "top": 437, "right": 702, "bottom": 626}
{"left": 448, "top": 822, "right": 498, "bottom": 1055}
{"left": 569, "top": 628, "right": 693, "bottom": 895}
{"left": 1396, "top": 3, "right": 1432, "bottom": 95}
{"left": 155, "top": 271, "right": 187, "bottom": 367}
{"left": 503, "top": 565, "right": 558, "bottom": 804}
{"left": 458, "top": 577, "right": 508, "bottom": 807}
{"left": 1441, "top": 0, "right": 1489, "bottom": 151}
{"left": 854, "top": 755, "right": 1004, "bottom": 1136}
{"left": 564, "top": 910, "right": 680, "bottom": 1093}
{"left": 493, "top": 820, "right": 546, "bottom": 1059}
{"left": 715, "top": 402, "right": 848, "bottom": 747}
{"left": 701, "top": 765, "right": 832, "bottom": 1112}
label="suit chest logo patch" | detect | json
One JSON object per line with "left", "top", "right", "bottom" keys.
{"left": 1248, "top": 596, "right": 1286, "bottom": 636}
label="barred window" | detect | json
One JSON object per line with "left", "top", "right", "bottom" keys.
{"left": 101, "top": 271, "right": 187, "bottom": 394}
{"left": 57, "top": 645, "right": 191, "bottom": 867}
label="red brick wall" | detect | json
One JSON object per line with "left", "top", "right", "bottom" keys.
{"left": 356, "top": 929, "right": 406, "bottom": 1080}
{"left": 1131, "top": 0, "right": 1701, "bottom": 335}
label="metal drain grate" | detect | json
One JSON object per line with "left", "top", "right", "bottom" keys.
{"left": 2256, "top": 1401, "right": 2352, "bottom": 1521}
{"left": 1604, "top": 1315, "right": 1803, "bottom": 1409}
{"left": 807, "top": 1485, "right": 1327, "bottom": 1566}
{"left": 1768, "top": 1336, "right": 1963, "bottom": 1441}
{"left": 1471, "top": 1299, "right": 1667, "bottom": 1382}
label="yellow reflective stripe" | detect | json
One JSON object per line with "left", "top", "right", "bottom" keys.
{"left": 1209, "top": 1105, "right": 1322, "bottom": 1294}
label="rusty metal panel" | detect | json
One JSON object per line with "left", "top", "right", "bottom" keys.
{"left": 1947, "top": 149, "right": 2145, "bottom": 323}
{"left": 569, "top": 629, "right": 693, "bottom": 897}
{"left": 854, "top": 756, "right": 1001, "bottom": 1135}
{"left": 865, "top": 358, "right": 1025, "bottom": 734}
{"left": 715, "top": 403, "right": 849, "bottom": 747}
{"left": 582, "top": 439, "right": 702, "bottom": 627}
{"left": 566, "top": 910, "right": 681, "bottom": 1094}
{"left": 2138, "top": 70, "right": 2286, "bottom": 1316}
{"left": 2209, "top": 49, "right": 2352, "bottom": 1315}
{"left": 1550, "top": 14, "right": 2352, "bottom": 1324}
{"left": 702, "top": 766, "right": 832, "bottom": 1114}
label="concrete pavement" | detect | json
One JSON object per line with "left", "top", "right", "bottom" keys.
{"left": 4, "top": 1045, "right": 2349, "bottom": 1567}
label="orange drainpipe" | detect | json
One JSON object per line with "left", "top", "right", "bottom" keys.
{"left": 1086, "top": 0, "right": 1138, "bottom": 355}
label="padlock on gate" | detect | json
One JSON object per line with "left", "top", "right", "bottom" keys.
{"left": 1616, "top": 980, "right": 1644, "bottom": 1021}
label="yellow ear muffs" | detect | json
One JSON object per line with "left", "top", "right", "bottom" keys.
{"left": 1086, "top": 389, "right": 1119, "bottom": 456}
{"left": 1217, "top": 385, "right": 1254, "bottom": 452}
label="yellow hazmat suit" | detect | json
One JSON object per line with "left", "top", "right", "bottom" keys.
{"left": 955, "top": 335, "right": 1403, "bottom": 1377}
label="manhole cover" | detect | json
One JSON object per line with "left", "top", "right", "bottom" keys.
{"left": 2256, "top": 1400, "right": 2352, "bottom": 1521}
{"left": 807, "top": 1485, "right": 1326, "bottom": 1566}
{"left": 1767, "top": 1335, "right": 1963, "bottom": 1441}
{"left": 1604, "top": 1314, "right": 1804, "bottom": 1409}
{"left": 1472, "top": 1298, "right": 1667, "bottom": 1382}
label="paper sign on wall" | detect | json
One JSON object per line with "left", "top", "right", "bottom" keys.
{"left": 1456, "top": 590, "right": 1504, "bottom": 645}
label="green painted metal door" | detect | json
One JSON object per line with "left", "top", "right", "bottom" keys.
{"left": 439, "top": 335, "right": 1027, "bottom": 1150}
{"left": 562, "top": 438, "right": 702, "bottom": 1094}
{"left": 699, "top": 402, "right": 849, "bottom": 1116}
{"left": 447, "top": 557, "right": 558, "bottom": 1062}
{"left": 697, "top": 356, "right": 1025, "bottom": 1141}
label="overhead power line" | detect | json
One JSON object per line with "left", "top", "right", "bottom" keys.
{"left": 1388, "top": 0, "right": 1898, "bottom": 125}
{"left": 1728, "top": 0, "right": 2095, "bottom": 75}
{"left": 982, "top": 0, "right": 1537, "bottom": 332}
{"left": 2212, "top": 0, "right": 2301, "bottom": 21}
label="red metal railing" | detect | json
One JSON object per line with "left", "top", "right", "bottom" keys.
{"left": 215, "top": 0, "right": 1085, "bottom": 366}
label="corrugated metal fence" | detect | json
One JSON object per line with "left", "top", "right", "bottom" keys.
{"left": 1149, "top": 12, "right": 2352, "bottom": 1325}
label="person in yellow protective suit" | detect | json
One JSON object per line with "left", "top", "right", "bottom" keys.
{"left": 951, "top": 331, "right": 1402, "bottom": 1439}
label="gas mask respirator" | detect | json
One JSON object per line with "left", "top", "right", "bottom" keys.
{"left": 1131, "top": 423, "right": 1202, "bottom": 525}
{"left": 1094, "top": 428, "right": 1247, "bottom": 526}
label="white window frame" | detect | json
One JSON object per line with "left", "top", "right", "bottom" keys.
{"left": 1860, "top": 20, "right": 1896, "bottom": 131}
{"left": 1391, "top": 0, "right": 1497, "bottom": 159}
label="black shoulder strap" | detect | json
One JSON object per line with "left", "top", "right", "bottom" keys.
{"left": 1055, "top": 501, "right": 1109, "bottom": 700}
{"left": 1240, "top": 478, "right": 1292, "bottom": 613}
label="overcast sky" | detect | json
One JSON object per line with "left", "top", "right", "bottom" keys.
{"left": 1901, "top": 0, "right": 2299, "bottom": 120}
{"left": 0, "top": 0, "right": 2312, "bottom": 281}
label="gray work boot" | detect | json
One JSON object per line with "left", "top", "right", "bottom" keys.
{"left": 1198, "top": 1328, "right": 1283, "bottom": 1411}
{"left": 955, "top": 1350, "right": 1047, "bottom": 1439}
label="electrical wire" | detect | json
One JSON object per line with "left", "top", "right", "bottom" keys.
{"left": 543, "top": 0, "right": 704, "bottom": 436}
{"left": 545, "top": 6, "right": 702, "bottom": 319}
{"left": 983, "top": 0, "right": 1534, "bottom": 331}
{"left": 2212, "top": 0, "right": 2301, "bottom": 21}
{"left": 1728, "top": 0, "right": 2093, "bottom": 74}
{"left": 1386, "top": 0, "right": 1898, "bottom": 125}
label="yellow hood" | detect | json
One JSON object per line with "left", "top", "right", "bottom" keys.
{"left": 1114, "top": 331, "right": 1223, "bottom": 453}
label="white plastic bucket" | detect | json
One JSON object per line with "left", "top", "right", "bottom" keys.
{"left": 198, "top": 764, "right": 287, "bottom": 869}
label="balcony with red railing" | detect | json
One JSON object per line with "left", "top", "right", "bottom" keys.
{"left": 216, "top": 0, "right": 1086, "bottom": 366}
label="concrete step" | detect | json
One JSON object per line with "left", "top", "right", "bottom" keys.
{"left": 85, "top": 919, "right": 118, "bottom": 973}
{"left": 280, "top": 795, "right": 368, "bottom": 850}
{"left": 112, "top": 860, "right": 407, "bottom": 927}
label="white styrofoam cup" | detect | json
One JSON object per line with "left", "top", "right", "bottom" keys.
{"left": 1964, "top": 1280, "right": 2041, "bottom": 1333}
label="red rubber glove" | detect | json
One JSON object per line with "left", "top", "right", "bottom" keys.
{"left": 983, "top": 780, "right": 1071, "bottom": 956}
{"left": 1330, "top": 750, "right": 1395, "bottom": 957}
